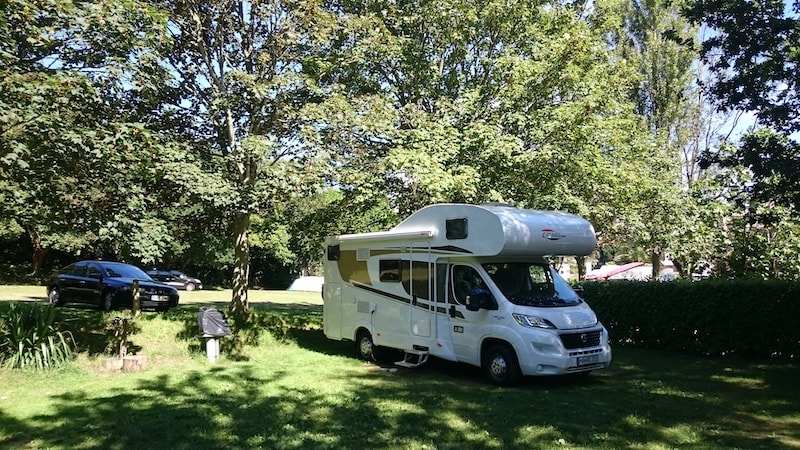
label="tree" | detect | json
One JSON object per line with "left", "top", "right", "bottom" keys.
{"left": 134, "top": 0, "right": 394, "bottom": 314}
{"left": 601, "top": 0, "right": 702, "bottom": 278}
{"left": 685, "top": 0, "right": 800, "bottom": 216}
{"left": 0, "top": 0, "right": 194, "bottom": 272}
{"left": 679, "top": 0, "right": 800, "bottom": 279}
{"left": 322, "top": 0, "right": 667, "bottom": 267}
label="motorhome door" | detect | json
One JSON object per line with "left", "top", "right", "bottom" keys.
{"left": 446, "top": 264, "right": 495, "bottom": 366}
{"left": 406, "top": 242, "right": 432, "bottom": 337}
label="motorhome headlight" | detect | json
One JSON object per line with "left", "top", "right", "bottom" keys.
{"left": 512, "top": 313, "right": 556, "bottom": 329}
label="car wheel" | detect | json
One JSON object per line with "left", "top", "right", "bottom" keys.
{"left": 482, "top": 344, "right": 521, "bottom": 387}
{"left": 185, "top": 282, "right": 196, "bottom": 291}
{"left": 355, "top": 329, "right": 376, "bottom": 361}
{"left": 101, "top": 290, "right": 116, "bottom": 311}
{"left": 48, "top": 287, "right": 63, "bottom": 307}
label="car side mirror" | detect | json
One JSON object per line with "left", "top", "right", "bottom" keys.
{"left": 574, "top": 285, "right": 585, "bottom": 299}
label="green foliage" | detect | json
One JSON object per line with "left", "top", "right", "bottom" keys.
{"left": 0, "top": 0, "right": 199, "bottom": 270}
{"left": 0, "top": 303, "right": 75, "bottom": 369}
{"left": 584, "top": 280, "right": 800, "bottom": 359}
{"left": 0, "top": 218, "right": 22, "bottom": 240}
{"left": 2, "top": 0, "right": 798, "bottom": 293}
{"left": 320, "top": 0, "right": 675, "bottom": 258}
{"left": 685, "top": 0, "right": 800, "bottom": 218}
{"left": 684, "top": 0, "right": 800, "bottom": 136}
{"left": 681, "top": 137, "right": 800, "bottom": 280}
{"left": 597, "top": 0, "right": 700, "bottom": 277}
{"left": 702, "top": 129, "right": 800, "bottom": 224}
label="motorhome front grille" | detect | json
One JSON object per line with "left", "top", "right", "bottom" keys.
{"left": 559, "top": 330, "right": 601, "bottom": 349}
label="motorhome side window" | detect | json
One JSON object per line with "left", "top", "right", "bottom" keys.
{"left": 445, "top": 218, "right": 468, "bottom": 239}
{"left": 326, "top": 245, "right": 339, "bottom": 261}
{"left": 401, "top": 261, "right": 431, "bottom": 300}
{"left": 379, "top": 260, "right": 401, "bottom": 282}
{"left": 450, "top": 265, "right": 488, "bottom": 305}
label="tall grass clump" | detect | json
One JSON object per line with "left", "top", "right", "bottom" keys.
{"left": 0, "top": 302, "right": 75, "bottom": 369}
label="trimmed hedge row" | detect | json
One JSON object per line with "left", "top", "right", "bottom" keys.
{"left": 581, "top": 280, "right": 800, "bottom": 360}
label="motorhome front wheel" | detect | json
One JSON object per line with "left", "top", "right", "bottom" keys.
{"left": 483, "top": 344, "right": 521, "bottom": 386}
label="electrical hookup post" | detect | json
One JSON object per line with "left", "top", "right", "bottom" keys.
{"left": 198, "top": 308, "right": 232, "bottom": 363}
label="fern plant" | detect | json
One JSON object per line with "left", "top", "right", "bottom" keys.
{"left": 0, "top": 303, "right": 75, "bottom": 370}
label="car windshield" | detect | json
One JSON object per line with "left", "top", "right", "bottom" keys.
{"left": 483, "top": 262, "right": 581, "bottom": 307}
{"left": 103, "top": 264, "right": 153, "bottom": 280}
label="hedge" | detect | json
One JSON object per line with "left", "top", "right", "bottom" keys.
{"left": 581, "top": 279, "right": 800, "bottom": 360}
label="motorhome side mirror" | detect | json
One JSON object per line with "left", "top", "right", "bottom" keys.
{"left": 465, "top": 295, "right": 479, "bottom": 311}
{"left": 465, "top": 292, "right": 495, "bottom": 311}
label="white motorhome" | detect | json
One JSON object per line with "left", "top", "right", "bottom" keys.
{"left": 322, "top": 203, "right": 611, "bottom": 386}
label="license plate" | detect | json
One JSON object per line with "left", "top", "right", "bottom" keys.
{"left": 151, "top": 295, "right": 167, "bottom": 301}
{"left": 577, "top": 355, "right": 600, "bottom": 366}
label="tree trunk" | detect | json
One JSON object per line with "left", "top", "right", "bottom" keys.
{"left": 650, "top": 250, "right": 662, "bottom": 281}
{"left": 230, "top": 212, "right": 251, "bottom": 315}
{"left": 672, "top": 258, "right": 686, "bottom": 278}
{"left": 27, "top": 228, "right": 49, "bottom": 275}
{"left": 575, "top": 256, "right": 586, "bottom": 281}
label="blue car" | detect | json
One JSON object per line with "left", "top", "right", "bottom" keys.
{"left": 47, "top": 260, "right": 180, "bottom": 311}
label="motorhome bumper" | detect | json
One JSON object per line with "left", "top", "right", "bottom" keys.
{"left": 518, "top": 328, "right": 612, "bottom": 376}
{"left": 521, "top": 345, "right": 612, "bottom": 376}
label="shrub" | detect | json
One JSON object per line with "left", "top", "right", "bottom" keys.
{"left": 582, "top": 279, "right": 800, "bottom": 360}
{"left": 0, "top": 302, "right": 75, "bottom": 369}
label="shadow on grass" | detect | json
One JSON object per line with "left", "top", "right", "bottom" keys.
{"left": 290, "top": 326, "right": 613, "bottom": 389}
{"left": 3, "top": 300, "right": 799, "bottom": 449}
{"left": 2, "top": 348, "right": 799, "bottom": 449}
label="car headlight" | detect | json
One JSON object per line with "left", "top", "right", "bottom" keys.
{"left": 513, "top": 313, "right": 557, "bottom": 329}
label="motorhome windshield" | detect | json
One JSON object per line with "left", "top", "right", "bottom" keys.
{"left": 483, "top": 262, "right": 581, "bottom": 307}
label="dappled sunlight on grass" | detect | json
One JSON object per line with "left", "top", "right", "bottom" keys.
{"left": 659, "top": 424, "right": 703, "bottom": 446}
{"left": 623, "top": 413, "right": 651, "bottom": 428}
{"left": 513, "top": 424, "right": 567, "bottom": 447}
{"left": 628, "top": 378, "right": 710, "bottom": 401}
{"left": 1, "top": 293, "right": 799, "bottom": 449}
{"left": 711, "top": 372, "right": 767, "bottom": 389}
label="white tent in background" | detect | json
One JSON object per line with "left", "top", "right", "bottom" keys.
{"left": 287, "top": 276, "right": 324, "bottom": 292}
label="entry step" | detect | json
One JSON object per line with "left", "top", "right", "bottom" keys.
{"left": 395, "top": 349, "right": 429, "bottom": 368}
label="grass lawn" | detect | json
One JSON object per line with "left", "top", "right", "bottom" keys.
{"left": 1, "top": 285, "right": 799, "bottom": 449}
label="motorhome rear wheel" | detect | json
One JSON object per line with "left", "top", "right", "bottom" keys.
{"left": 355, "top": 329, "right": 375, "bottom": 361}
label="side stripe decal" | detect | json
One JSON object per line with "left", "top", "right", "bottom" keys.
{"left": 351, "top": 281, "right": 465, "bottom": 319}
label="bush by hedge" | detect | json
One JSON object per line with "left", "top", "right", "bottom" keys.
{"left": 582, "top": 279, "right": 800, "bottom": 360}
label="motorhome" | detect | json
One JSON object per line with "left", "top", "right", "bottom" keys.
{"left": 322, "top": 203, "right": 611, "bottom": 386}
